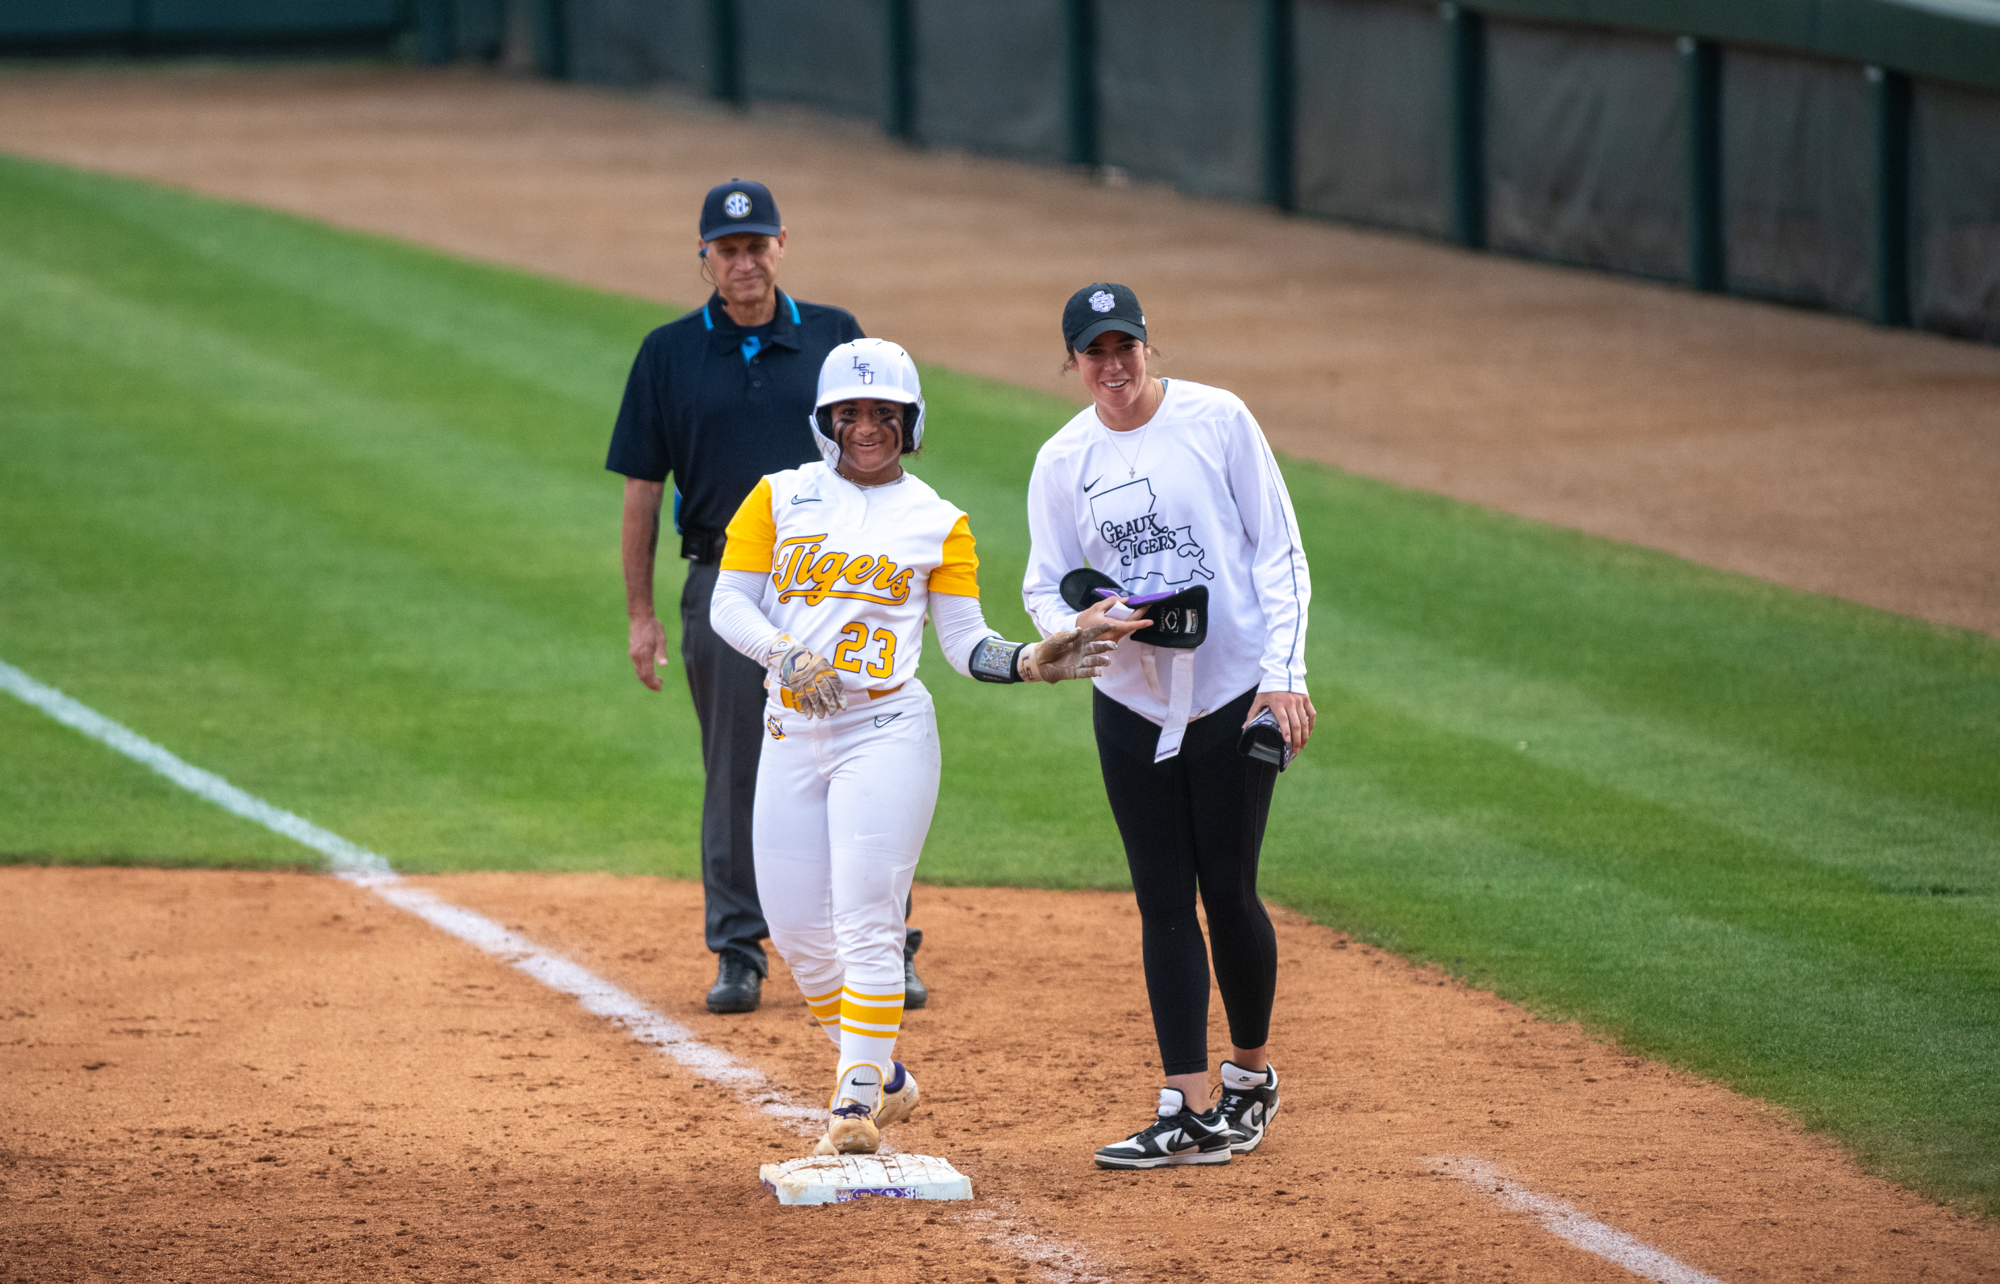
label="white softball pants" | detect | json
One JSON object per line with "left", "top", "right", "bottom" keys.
{"left": 752, "top": 680, "right": 940, "bottom": 1079}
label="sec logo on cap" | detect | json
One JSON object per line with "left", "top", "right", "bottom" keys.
{"left": 724, "top": 192, "right": 752, "bottom": 218}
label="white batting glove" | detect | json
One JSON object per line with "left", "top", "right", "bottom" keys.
{"left": 1019, "top": 624, "right": 1119, "bottom": 683}
{"left": 768, "top": 636, "right": 847, "bottom": 719}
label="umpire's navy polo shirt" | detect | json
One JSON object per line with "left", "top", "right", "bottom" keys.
{"left": 605, "top": 288, "right": 863, "bottom": 535}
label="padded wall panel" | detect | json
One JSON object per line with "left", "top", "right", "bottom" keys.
{"left": 1721, "top": 46, "right": 1873, "bottom": 316}
{"left": 564, "top": 0, "right": 706, "bottom": 86}
{"left": 741, "top": 0, "right": 882, "bottom": 120}
{"left": 1098, "top": 0, "right": 1263, "bottom": 201}
{"left": 911, "top": 0, "right": 1065, "bottom": 162}
{"left": 450, "top": 0, "right": 507, "bottom": 62}
{"left": 147, "top": 0, "right": 404, "bottom": 30}
{"left": 1486, "top": 19, "right": 1686, "bottom": 279}
{"left": 0, "top": 1, "right": 134, "bottom": 37}
{"left": 1911, "top": 78, "right": 2000, "bottom": 342}
{"left": 1294, "top": 0, "right": 1450, "bottom": 236}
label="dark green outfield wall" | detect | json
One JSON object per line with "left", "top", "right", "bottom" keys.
{"left": 518, "top": 0, "right": 2000, "bottom": 343}
{"left": 3, "top": 0, "right": 1993, "bottom": 341}
{"left": 1479, "top": 0, "right": 2000, "bottom": 93}
{"left": 0, "top": 0, "right": 408, "bottom": 52}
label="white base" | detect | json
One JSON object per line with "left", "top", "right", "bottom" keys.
{"left": 759, "top": 1154, "right": 973, "bottom": 1205}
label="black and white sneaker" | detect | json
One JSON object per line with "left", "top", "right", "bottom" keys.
{"left": 1215, "top": 1060, "right": 1280, "bottom": 1154}
{"left": 1093, "top": 1088, "right": 1233, "bottom": 1169}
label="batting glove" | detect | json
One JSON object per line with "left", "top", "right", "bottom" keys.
{"left": 1020, "top": 624, "right": 1120, "bottom": 683}
{"left": 768, "top": 636, "right": 847, "bottom": 719}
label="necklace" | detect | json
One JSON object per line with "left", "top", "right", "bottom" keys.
{"left": 1102, "top": 378, "right": 1166, "bottom": 478}
{"left": 1106, "top": 423, "right": 1150, "bottom": 479}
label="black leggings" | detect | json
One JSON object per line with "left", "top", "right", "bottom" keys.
{"left": 1094, "top": 685, "right": 1280, "bottom": 1077}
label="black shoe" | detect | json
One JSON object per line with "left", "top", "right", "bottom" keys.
{"left": 705, "top": 951, "right": 762, "bottom": 1014}
{"left": 1215, "top": 1061, "right": 1280, "bottom": 1154}
{"left": 903, "top": 927, "right": 928, "bottom": 1010}
{"left": 1093, "top": 1088, "right": 1233, "bottom": 1169}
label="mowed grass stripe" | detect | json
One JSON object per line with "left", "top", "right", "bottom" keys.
{"left": 0, "top": 153, "right": 1994, "bottom": 1212}
{"left": 0, "top": 166, "right": 701, "bottom": 871}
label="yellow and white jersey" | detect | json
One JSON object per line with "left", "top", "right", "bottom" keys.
{"left": 720, "top": 461, "right": 979, "bottom": 702}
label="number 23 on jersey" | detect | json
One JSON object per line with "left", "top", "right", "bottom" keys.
{"left": 832, "top": 622, "right": 898, "bottom": 678}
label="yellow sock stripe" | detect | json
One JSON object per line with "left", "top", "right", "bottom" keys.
{"left": 841, "top": 986, "right": 905, "bottom": 1003}
{"left": 807, "top": 997, "right": 844, "bottom": 1017}
{"left": 839, "top": 989, "right": 903, "bottom": 1038}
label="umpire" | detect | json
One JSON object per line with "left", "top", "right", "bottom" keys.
{"left": 609, "top": 179, "right": 921, "bottom": 1014}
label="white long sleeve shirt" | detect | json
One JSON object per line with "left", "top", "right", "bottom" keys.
{"left": 1023, "top": 379, "right": 1311, "bottom": 734}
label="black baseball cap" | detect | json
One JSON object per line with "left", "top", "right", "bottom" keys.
{"left": 699, "top": 179, "right": 783, "bottom": 242}
{"left": 1062, "top": 282, "right": 1147, "bottom": 351}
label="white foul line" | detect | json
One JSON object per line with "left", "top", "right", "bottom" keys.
{"left": 0, "top": 660, "right": 396, "bottom": 879}
{"left": 1431, "top": 1156, "right": 1727, "bottom": 1284}
{"left": 0, "top": 658, "right": 818, "bottom": 1135}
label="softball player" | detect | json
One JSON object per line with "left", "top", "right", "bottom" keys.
{"left": 710, "top": 338, "right": 1137, "bottom": 1157}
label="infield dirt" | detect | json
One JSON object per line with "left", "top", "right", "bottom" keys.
{"left": 0, "top": 64, "right": 1994, "bottom": 635}
{"left": 5, "top": 866, "right": 1996, "bottom": 1282}
{"left": 3, "top": 61, "right": 1999, "bottom": 1284}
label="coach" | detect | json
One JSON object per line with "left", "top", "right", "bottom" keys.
{"left": 606, "top": 179, "right": 872, "bottom": 1015}
{"left": 1025, "top": 283, "right": 1312, "bottom": 1168}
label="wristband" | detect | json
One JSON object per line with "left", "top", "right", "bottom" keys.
{"left": 968, "top": 636, "right": 1027, "bottom": 684}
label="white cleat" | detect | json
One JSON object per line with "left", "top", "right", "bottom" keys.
{"left": 813, "top": 1105, "right": 880, "bottom": 1156}
{"left": 875, "top": 1061, "right": 920, "bottom": 1126}
{"left": 813, "top": 1062, "right": 886, "bottom": 1156}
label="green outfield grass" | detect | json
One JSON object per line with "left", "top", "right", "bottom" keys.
{"left": 1, "top": 153, "right": 1994, "bottom": 1213}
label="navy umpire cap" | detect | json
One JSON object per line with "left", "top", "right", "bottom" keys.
{"left": 700, "top": 179, "right": 783, "bottom": 242}
{"left": 1063, "top": 282, "right": 1147, "bottom": 351}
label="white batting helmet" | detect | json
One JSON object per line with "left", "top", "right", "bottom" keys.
{"left": 810, "top": 338, "right": 926, "bottom": 466}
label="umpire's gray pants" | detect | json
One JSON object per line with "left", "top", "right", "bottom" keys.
{"left": 679, "top": 560, "right": 770, "bottom": 974}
